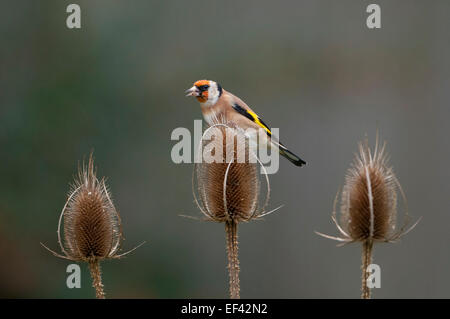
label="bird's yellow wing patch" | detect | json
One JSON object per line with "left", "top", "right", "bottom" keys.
{"left": 232, "top": 103, "right": 272, "bottom": 136}
{"left": 246, "top": 110, "right": 272, "bottom": 136}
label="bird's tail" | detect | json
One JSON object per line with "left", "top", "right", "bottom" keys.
{"left": 278, "top": 144, "right": 306, "bottom": 167}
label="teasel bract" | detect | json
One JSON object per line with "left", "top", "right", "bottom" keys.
{"left": 42, "top": 154, "right": 142, "bottom": 299}
{"left": 192, "top": 122, "right": 278, "bottom": 299}
{"left": 316, "top": 135, "right": 420, "bottom": 299}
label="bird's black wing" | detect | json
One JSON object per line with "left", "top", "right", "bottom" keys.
{"left": 232, "top": 103, "right": 272, "bottom": 137}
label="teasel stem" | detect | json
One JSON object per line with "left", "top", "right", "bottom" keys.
{"left": 361, "top": 240, "right": 373, "bottom": 299}
{"left": 225, "top": 220, "right": 240, "bottom": 299}
{"left": 88, "top": 258, "right": 105, "bottom": 299}
{"left": 192, "top": 123, "right": 274, "bottom": 298}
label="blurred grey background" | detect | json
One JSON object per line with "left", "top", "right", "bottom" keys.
{"left": 0, "top": 0, "right": 448, "bottom": 298}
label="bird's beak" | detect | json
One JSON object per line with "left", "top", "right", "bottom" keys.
{"left": 185, "top": 86, "right": 200, "bottom": 97}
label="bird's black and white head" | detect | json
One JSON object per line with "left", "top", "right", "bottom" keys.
{"left": 185, "top": 80, "right": 222, "bottom": 106}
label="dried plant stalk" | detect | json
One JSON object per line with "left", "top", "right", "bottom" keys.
{"left": 41, "top": 153, "right": 143, "bottom": 299}
{"left": 361, "top": 241, "right": 373, "bottom": 299}
{"left": 193, "top": 123, "right": 275, "bottom": 298}
{"left": 225, "top": 221, "right": 240, "bottom": 299}
{"left": 316, "top": 135, "right": 420, "bottom": 299}
{"left": 88, "top": 259, "right": 105, "bottom": 299}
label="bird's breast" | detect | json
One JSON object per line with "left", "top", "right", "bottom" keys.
{"left": 202, "top": 106, "right": 224, "bottom": 126}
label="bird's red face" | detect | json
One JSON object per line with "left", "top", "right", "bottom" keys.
{"left": 185, "top": 80, "right": 222, "bottom": 106}
{"left": 185, "top": 80, "right": 210, "bottom": 103}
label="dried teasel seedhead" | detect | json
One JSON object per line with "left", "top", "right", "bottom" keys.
{"left": 191, "top": 122, "right": 279, "bottom": 299}
{"left": 42, "top": 154, "right": 141, "bottom": 261}
{"left": 62, "top": 155, "right": 122, "bottom": 261}
{"left": 41, "top": 154, "right": 143, "bottom": 299}
{"left": 193, "top": 123, "right": 275, "bottom": 223}
{"left": 317, "top": 136, "right": 420, "bottom": 245}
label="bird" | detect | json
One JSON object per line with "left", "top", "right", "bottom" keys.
{"left": 185, "top": 79, "right": 306, "bottom": 167}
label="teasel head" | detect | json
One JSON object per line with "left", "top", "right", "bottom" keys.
{"left": 191, "top": 122, "right": 278, "bottom": 299}
{"left": 316, "top": 135, "right": 420, "bottom": 298}
{"left": 193, "top": 122, "right": 273, "bottom": 224}
{"left": 42, "top": 153, "right": 143, "bottom": 298}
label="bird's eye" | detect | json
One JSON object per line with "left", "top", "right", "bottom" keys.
{"left": 198, "top": 85, "right": 209, "bottom": 91}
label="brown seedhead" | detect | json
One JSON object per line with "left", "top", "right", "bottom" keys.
{"left": 41, "top": 153, "right": 143, "bottom": 298}
{"left": 192, "top": 123, "right": 278, "bottom": 299}
{"left": 316, "top": 135, "right": 420, "bottom": 298}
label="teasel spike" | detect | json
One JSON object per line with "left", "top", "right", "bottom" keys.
{"left": 315, "top": 134, "right": 420, "bottom": 299}
{"left": 41, "top": 153, "right": 144, "bottom": 298}
{"left": 192, "top": 122, "right": 275, "bottom": 298}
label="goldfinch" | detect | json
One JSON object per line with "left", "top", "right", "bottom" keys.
{"left": 185, "top": 79, "right": 306, "bottom": 167}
